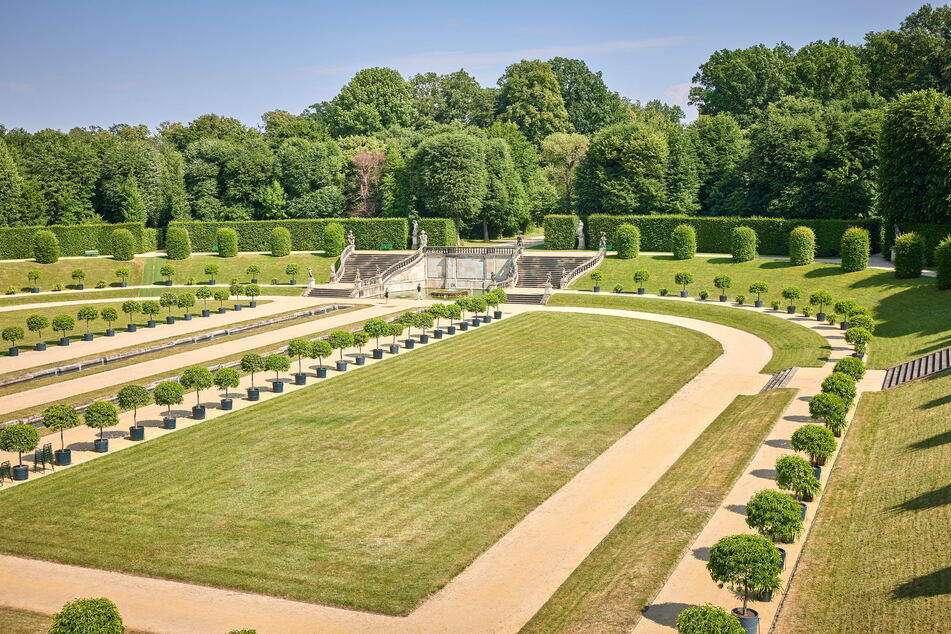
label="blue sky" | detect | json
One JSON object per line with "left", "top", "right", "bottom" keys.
{"left": 0, "top": 0, "right": 929, "bottom": 132}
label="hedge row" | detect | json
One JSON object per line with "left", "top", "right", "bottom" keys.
{"left": 882, "top": 222, "right": 951, "bottom": 267}
{"left": 0, "top": 223, "right": 148, "bottom": 259}
{"left": 583, "top": 215, "right": 882, "bottom": 258}
{"left": 544, "top": 214, "right": 579, "bottom": 249}
{"left": 168, "top": 219, "right": 409, "bottom": 252}
{"left": 417, "top": 218, "right": 457, "bottom": 247}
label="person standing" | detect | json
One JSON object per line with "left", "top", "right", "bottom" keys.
{"left": 383, "top": 289, "right": 389, "bottom": 304}
{"left": 416, "top": 284, "right": 422, "bottom": 300}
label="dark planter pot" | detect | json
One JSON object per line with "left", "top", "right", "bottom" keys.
{"left": 404, "top": 339, "right": 415, "bottom": 349}
{"left": 8, "top": 346, "right": 18, "bottom": 356}
{"left": 777, "top": 547, "right": 787, "bottom": 571}
{"left": 813, "top": 455, "right": 827, "bottom": 467}
{"left": 482, "top": 315, "right": 492, "bottom": 323}
{"left": 94, "top": 438, "right": 109, "bottom": 453}
{"left": 192, "top": 405, "right": 206, "bottom": 419}
{"left": 336, "top": 360, "right": 349, "bottom": 371}
{"left": 854, "top": 352, "right": 865, "bottom": 360}
{"left": 419, "top": 334, "right": 430, "bottom": 343}
{"left": 289, "top": 279, "right": 297, "bottom": 285}
{"left": 840, "top": 321, "right": 849, "bottom": 330}
{"left": 294, "top": 373, "right": 307, "bottom": 385}
{"left": 719, "top": 294, "right": 728, "bottom": 302}
{"left": 12, "top": 465, "right": 29, "bottom": 481}
{"left": 54, "top": 448, "right": 71, "bottom": 466}
{"left": 208, "top": 279, "right": 216, "bottom": 286}
{"left": 31, "top": 287, "right": 39, "bottom": 293}
{"left": 272, "top": 381, "right": 284, "bottom": 393}
{"left": 165, "top": 280, "right": 173, "bottom": 286}
{"left": 471, "top": 318, "right": 481, "bottom": 327}
{"left": 83, "top": 332, "right": 93, "bottom": 341}
{"left": 755, "top": 589, "right": 773, "bottom": 602}
{"left": 233, "top": 304, "right": 242, "bottom": 311}
{"left": 120, "top": 281, "right": 128, "bottom": 288}
{"left": 202, "top": 309, "right": 211, "bottom": 317}
{"left": 249, "top": 301, "right": 257, "bottom": 308}
{"left": 129, "top": 425, "right": 145, "bottom": 441}
{"left": 680, "top": 290, "right": 689, "bottom": 297}
{"left": 433, "top": 329, "right": 444, "bottom": 339}
{"left": 801, "top": 490, "right": 815, "bottom": 503}
{"left": 754, "top": 300, "right": 763, "bottom": 307}
{"left": 593, "top": 285, "right": 601, "bottom": 293}
{"left": 59, "top": 337, "right": 70, "bottom": 346}
{"left": 494, "top": 311, "right": 503, "bottom": 319}
{"left": 147, "top": 320, "right": 157, "bottom": 328}
{"left": 355, "top": 356, "right": 366, "bottom": 366}
{"left": 458, "top": 322, "right": 468, "bottom": 331}
{"left": 127, "top": 323, "right": 137, "bottom": 332}
{"left": 316, "top": 367, "right": 328, "bottom": 378}
{"left": 183, "top": 313, "right": 192, "bottom": 321}
{"left": 163, "top": 417, "right": 177, "bottom": 429}
{"left": 247, "top": 388, "right": 260, "bottom": 401}
{"left": 105, "top": 328, "right": 115, "bottom": 337}
{"left": 447, "top": 325, "right": 457, "bottom": 334}
{"left": 813, "top": 465, "right": 822, "bottom": 480}
{"left": 816, "top": 312, "right": 826, "bottom": 322}
{"left": 799, "top": 502, "right": 808, "bottom": 520}
{"left": 76, "top": 283, "right": 84, "bottom": 290}
{"left": 372, "top": 348, "right": 384, "bottom": 359}
{"left": 731, "top": 608, "right": 759, "bottom": 634}
{"left": 36, "top": 342, "right": 47, "bottom": 351}
{"left": 388, "top": 345, "right": 400, "bottom": 355}
{"left": 250, "top": 278, "right": 258, "bottom": 284}
{"left": 220, "top": 398, "right": 233, "bottom": 410}
{"left": 638, "top": 287, "right": 646, "bottom": 295}
{"left": 218, "top": 307, "right": 227, "bottom": 314}
{"left": 787, "top": 305, "right": 796, "bottom": 314}
{"left": 166, "top": 316, "right": 175, "bottom": 325}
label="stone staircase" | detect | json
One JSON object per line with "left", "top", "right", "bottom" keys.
{"left": 304, "top": 287, "right": 353, "bottom": 299}
{"left": 504, "top": 293, "right": 547, "bottom": 305}
{"left": 338, "top": 253, "right": 409, "bottom": 283}
{"left": 882, "top": 346, "right": 951, "bottom": 389}
{"left": 516, "top": 255, "right": 591, "bottom": 288}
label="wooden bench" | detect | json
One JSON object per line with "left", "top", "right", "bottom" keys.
{"left": 379, "top": 244, "right": 393, "bottom": 250}
{"left": 84, "top": 250, "right": 100, "bottom": 256}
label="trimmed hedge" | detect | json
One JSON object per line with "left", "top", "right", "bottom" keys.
{"left": 418, "top": 218, "right": 457, "bottom": 247}
{"left": 840, "top": 227, "right": 870, "bottom": 272}
{"left": 0, "top": 222, "right": 147, "bottom": 259}
{"left": 614, "top": 224, "right": 640, "bottom": 259}
{"left": 169, "top": 218, "right": 408, "bottom": 252}
{"left": 323, "top": 222, "right": 345, "bottom": 257}
{"left": 270, "top": 227, "right": 291, "bottom": 257}
{"left": 164, "top": 226, "right": 191, "bottom": 260}
{"left": 883, "top": 222, "right": 951, "bottom": 267}
{"left": 217, "top": 228, "right": 238, "bottom": 257}
{"left": 33, "top": 230, "right": 60, "bottom": 263}
{"left": 789, "top": 226, "right": 816, "bottom": 265}
{"left": 731, "top": 226, "right": 757, "bottom": 263}
{"left": 893, "top": 232, "right": 925, "bottom": 279}
{"left": 586, "top": 215, "right": 881, "bottom": 258}
{"left": 543, "top": 214, "right": 580, "bottom": 249}
{"left": 671, "top": 224, "right": 697, "bottom": 259}
{"left": 111, "top": 229, "right": 135, "bottom": 261}
{"left": 936, "top": 236, "right": 951, "bottom": 290}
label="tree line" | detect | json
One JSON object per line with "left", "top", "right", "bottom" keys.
{"left": 0, "top": 4, "right": 949, "bottom": 237}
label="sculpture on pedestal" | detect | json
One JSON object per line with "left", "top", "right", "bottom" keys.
{"left": 576, "top": 220, "right": 585, "bottom": 250}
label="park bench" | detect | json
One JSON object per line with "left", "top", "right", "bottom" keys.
{"left": 379, "top": 244, "right": 393, "bottom": 250}
{"left": 84, "top": 249, "right": 100, "bottom": 256}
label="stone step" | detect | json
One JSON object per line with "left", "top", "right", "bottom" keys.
{"left": 305, "top": 288, "right": 354, "bottom": 298}
{"left": 504, "top": 294, "right": 546, "bottom": 305}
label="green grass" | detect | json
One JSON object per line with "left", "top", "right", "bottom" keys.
{"left": 573, "top": 254, "right": 951, "bottom": 368}
{"left": 0, "top": 605, "right": 149, "bottom": 634}
{"left": 0, "top": 312, "right": 720, "bottom": 615}
{"left": 774, "top": 371, "right": 951, "bottom": 633}
{"left": 548, "top": 293, "right": 829, "bottom": 373}
{"left": 523, "top": 388, "right": 795, "bottom": 633}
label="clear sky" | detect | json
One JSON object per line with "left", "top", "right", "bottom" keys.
{"left": 0, "top": 0, "right": 929, "bottom": 132}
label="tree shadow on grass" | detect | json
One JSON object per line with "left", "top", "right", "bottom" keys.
{"left": 909, "top": 429, "right": 951, "bottom": 451}
{"left": 803, "top": 266, "right": 845, "bottom": 279}
{"left": 921, "top": 394, "right": 951, "bottom": 410}
{"left": 890, "top": 484, "right": 951, "bottom": 512}
{"left": 893, "top": 566, "right": 951, "bottom": 599}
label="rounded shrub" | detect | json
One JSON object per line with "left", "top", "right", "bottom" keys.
{"left": 676, "top": 604, "right": 744, "bottom": 634}
{"left": 731, "top": 226, "right": 757, "bottom": 263}
{"left": 270, "top": 227, "right": 292, "bottom": 257}
{"left": 49, "top": 597, "right": 124, "bottom": 634}
{"left": 792, "top": 424, "right": 837, "bottom": 465}
{"left": 821, "top": 372, "right": 857, "bottom": 406}
{"left": 893, "top": 232, "right": 925, "bottom": 279}
{"left": 217, "top": 227, "right": 239, "bottom": 257}
{"left": 788, "top": 226, "right": 816, "bottom": 266}
{"left": 840, "top": 227, "right": 870, "bottom": 272}
{"left": 614, "top": 224, "right": 640, "bottom": 259}
{"left": 111, "top": 229, "right": 136, "bottom": 261}
{"left": 834, "top": 356, "right": 866, "bottom": 381}
{"left": 33, "top": 230, "right": 60, "bottom": 264}
{"left": 323, "top": 222, "right": 345, "bottom": 257}
{"left": 164, "top": 226, "right": 191, "bottom": 260}
{"left": 745, "top": 489, "right": 804, "bottom": 543}
{"left": 936, "top": 236, "right": 951, "bottom": 290}
{"left": 671, "top": 224, "right": 696, "bottom": 260}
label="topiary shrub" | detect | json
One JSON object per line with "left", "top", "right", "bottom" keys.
{"left": 323, "top": 222, "right": 345, "bottom": 257}
{"left": 543, "top": 214, "right": 579, "bottom": 250}
{"left": 792, "top": 424, "right": 837, "bottom": 466}
{"left": 745, "top": 489, "right": 804, "bottom": 543}
{"left": 217, "top": 227, "right": 238, "bottom": 257}
{"left": 33, "top": 230, "right": 60, "bottom": 263}
{"left": 270, "top": 226, "right": 292, "bottom": 257}
{"left": 614, "top": 224, "right": 640, "bottom": 259}
{"left": 707, "top": 534, "right": 782, "bottom": 617}
{"left": 731, "top": 226, "right": 757, "bottom": 263}
{"left": 789, "top": 226, "right": 816, "bottom": 265}
{"left": 840, "top": 227, "right": 870, "bottom": 272}
{"left": 49, "top": 597, "right": 124, "bottom": 634}
{"left": 671, "top": 224, "right": 696, "bottom": 260}
{"left": 164, "top": 226, "right": 191, "bottom": 260}
{"left": 111, "top": 229, "right": 136, "bottom": 261}
{"left": 936, "top": 236, "right": 951, "bottom": 290}
{"left": 893, "top": 232, "right": 925, "bottom": 279}
{"left": 775, "top": 455, "right": 821, "bottom": 501}
{"left": 809, "top": 392, "right": 847, "bottom": 436}
{"left": 676, "top": 604, "right": 744, "bottom": 634}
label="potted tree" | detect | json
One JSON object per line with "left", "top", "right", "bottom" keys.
{"left": 791, "top": 424, "right": 837, "bottom": 467}
{"left": 707, "top": 534, "right": 782, "bottom": 634}
{"left": 42, "top": 404, "right": 80, "bottom": 466}
{"left": 204, "top": 263, "right": 220, "bottom": 285}
{"left": 244, "top": 265, "right": 259, "bottom": 284}
{"left": 454, "top": 298, "right": 470, "bottom": 331}
{"left": 2, "top": 326, "right": 24, "bottom": 356}
{"left": 213, "top": 288, "right": 230, "bottom": 313}
{"left": 353, "top": 332, "right": 369, "bottom": 364}
{"left": 115, "top": 267, "right": 130, "bottom": 287}
{"left": 195, "top": 287, "right": 213, "bottom": 317}
{"left": 71, "top": 268, "right": 86, "bottom": 290}
{"left": 286, "top": 263, "right": 300, "bottom": 285}
{"left": 364, "top": 318, "right": 389, "bottom": 359}
{"left": 834, "top": 356, "right": 866, "bottom": 381}
{"left": 309, "top": 340, "right": 332, "bottom": 377}
{"left": 179, "top": 365, "right": 213, "bottom": 419}
{"left": 141, "top": 300, "right": 160, "bottom": 327}
{"left": 26, "top": 314, "right": 50, "bottom": 350}
{"left": 591, "top": 270, "right": 604, "bottom": 293}
{"left": 446, "top": 304, "right": 462, "bottom": 334}
{"left": 28, "top": 269, "right": 40, "bottom": 293}
{"left": 676, "top": 605, "right": 745, "bottom": 634}
{"left": 845, "top": 326, "right": 873, "bottom": 359}
{"left": 469, "top": 297, "right": 487, "bottom": 326}
{"left": 122, "top": 300, "right": 141, "bottom": 332}
{"left": 634, "top": 270, "right": 650, "bottom": 295}
{"left": 834, "top": 299, "right": 857, "bottom": 330}
{"left": 52, "top": 314, "right": 75, "bottom": 346}
{"left": 398, "top": 313, "right": 417, "bottom": 348}
{"left": 177, "top": 293, "right": 195, "bottom": 320}
{"left": 160, "top": 292, "right": 178, "bottom": 324}
{"left": 240, "top": 354, "right": 265, "bottom": 399}
{"left": 50, "top": 598, "right": 124, "bottom": 633}
{"left": 118, "top": 384, "right": 151, "bottom": 441}
{"left": 482, "top": 293, "right": 498, "bottom": 322}
{"left": 329, "top": 330, "right": 355, "bottom": 370}
{"left": 84, "top": 400, "right": 119, "bottom": 453}
{"left": 821, "top": 372, "right": 857, "bottom": 410}
{"left": 153, "top": 380, "right": 185, "bottom": 428}
{"left": 781, "top": 287, "right": 801, "bottom": 314}
{"left": 77, "top": 306, "right": 98, "bottom": 341}
{"left": 776, "top": 455, "right": 821, "bottom": 502}
{"left": 266, "top": 354, "right": 290, "bottom": 392}
{"left": 159, "top": 264, "right": 175, "bottom": 286}
{"left": 213, "top": 368, "right": 239, "bottom": 410}
{"left": 0, "top": 424, "right": 40, "bottom": 480}
{"left": 714, "top": 274, "right": 732, "bottom": 302}
{"left": 230, "top": 283, "right": 244, "bottom": 310}
{"left": 745, "top": 489, "right": 804, "bottom": 545}
{"left": 101, "top": 307, "right": 118, "bottom": 336}
{"left": 809, "top": 392, "right": 847, "bottom": 437}
{"left": 748, "top": 282, "right": 768, "bottom": 307}
{"left": 809, "top": 290, "right": 833, "bottom": 322}
{"left": 245, "top": 283, "right": 261, "bottom": 308}
{"left": 288, "top": 338, "right": 311, "bottom": 383}
{"left": 387, "top": 322, "right": 404, "bottom": 353}
{"left": 675, "top": 271, "right": 694, "bottom": 297}
{"left": 492, "top": 289, "right": 506, "bottom": 318}
{"left": 427, "top": 305, "right": 448, "bottom": 338}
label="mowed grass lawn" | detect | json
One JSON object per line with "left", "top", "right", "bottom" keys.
{"left": 572, "top": 254, "right": 951, "bottom": 368}
{"left": 0, "top": 312, "right": 721, "bottom": 615}
{"left": 523, "top": 389, "right": 795, "bottom": 633}
{"left": 548, "top": 293, "right": 828, "bottom": 373}
{"left": 774, "top": 371, "right": 951, "bottom": 633}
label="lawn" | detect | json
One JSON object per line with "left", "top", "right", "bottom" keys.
{"left": 0, "top": 312, "right": 720, "bottom": 615}
{"left": 0, "top": 285, "right": 304, "bottom": 307}
{"left": 548, "top": 293, "right": 829, "bottom": 373}
{"left": 0, "top": 605, "right": 149, "bottom": 634}
{"left": 773, "top": 371, "right": 951, "bottom": 633}
{"left": 523, "top": 388, "right": 795, "bottom": 633}
{"left": 572, "top": 254, "right": 951, "bottom": 368}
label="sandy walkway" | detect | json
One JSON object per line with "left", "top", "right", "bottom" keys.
{"left": 0, "top": 304, "right": 771, "bottom": 633}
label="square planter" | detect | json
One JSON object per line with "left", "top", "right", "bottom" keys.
{"left": 246, "top": 388, "right": 260, "bottom": 401}
{"left": 218, "top": 307, "right": 227, "bottom": 314}
{"left": 220, "top": 398, "right": 233, "bottom": 410}
{"left": 163, "top": 417, "right": 177, "bottom": 429}
{"left": 54, "top": 449, "right": 71, "bottom": 466}
{"left": 289, "top": 279, "right": 297, "bottom": 285}
{"left": 166, "top": 316, "right": 175, "bottom": 325}
{"left": 11, "top": 465, "right": 29, "bottom": 481}
{"left": 593, "top": 285, "right": 601, "bottom": 293}
{"left": 447, "top": 326, "right": 457, "bottom": 335}
{"left": 482, "top": 316, "right": 492, "bottom": 323}
{"left": 83, "top": 333, "right": 94, "bottom": 341}
{"left": 8, "top": 346, "right": 18, "bottom": 356}
{"left": 754, "top": 300, "right": 763, "bottom": 307}
{"left": 36, "top": 342, "right": 47, "bottom": 351}
{"left": 816, "top": 312, "right": 826, "bottom": 322}
{"left": 433, "top": 330, "right": 443, "bottom": 339}
{"left": 355, "top": 356, "right": 366, "bottom": 366}
{"left": 208, "top": 279, "right": 216, "bottom": 286}
{"left": 233, "top": 304, "right": 242, "bottom": 311}
{"left": 719, "top": 295, "right": 728, "bottom": 302}
{"left": 404, "top": 339, "right": 415, "bottom": 349}
{"left": 419, "top": 334, "right": 430, "bottom": 343}
{"left": 147, "top": 320, "right": 157, "bottom": 328}
{"left": 494, "top": 311, "right": 502, "bottom": 319}
{"left": 183, "top": 313, "right": 192, "bottom": 321}
{"left": 272, "top": 381, "right": 284, "bottom": 393}
{"left": 294, "top": 373, "right": 307, "bottom": 385}
{"left": 59, "top": 337, "right": 70, "bottom": 347}
{"left": 336, "top": 360, "right": 349, "bottom": 372}
{"left": 372, "top": 348, "right": 384, "bottom": 359}
{"left": 680, "top": 291, "right": 689, "bottom": 298}
{"left": 250, "top": 278, "right": 258, "bottom": 284}
{"left": 787, "top": 306, "right": 796, "bottom": 314}
{"left": 127, "top": 324, "right": 137, "bottom": 332}
{"left": 316, "top": 367, "right": 328, "bottom": 378}
{"left": 202, "top": 309, "right": 211, "bottom": 317}
{"left": 388, "top": 345, "right": 400, "bottom": 355}
{"left": 638, "top": 288, "right": 646, "bottom": 295}
{"left": 94, "top": 438, "right": 109, "bottom": 453}
{"left": 105, "top": 328, "right": 115, "bottom": 337}
{"left": 470, "top": 319, "right": 480, "bottom": 327}
{"left": 192, "top": 405, "right": 206, "bottom": 419}
{"left": 249, "top": 301, "right": 257, "bottom": 308}
{"left": 129, "top": 426, "right": 145, "bottom": 441}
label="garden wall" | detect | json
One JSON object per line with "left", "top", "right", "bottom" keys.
{"left": 0, "top": 223, "right": 149, "bottom": 259}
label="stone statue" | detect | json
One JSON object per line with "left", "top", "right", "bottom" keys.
{"left": 347, "top": 229, "right": 355, "bottom": 247}
{"left": 329, "top": 262, "right": 336, "bottom": 280}
{"left": 354, "top": 269, "right": 361, "bottom": 284}
{"left": 599, "top": 231, "right": 607, "bottom": 250}
{"left": 516, "top": 231, "right": 524, "bottom": 248}
{"left": 411, "top": 219, "right": 420, "bottom": 250}
{"left": 419, "top": 229, "right": 428, "bottom": 248}
{"left": 375, "top": 265, "right": 381, "bottom": 277}
{"left": 544, "top": 271, "right": 553, "bottom": 294}
{"left": 576, "top": 220, "right": 585, "bottom": 250}
{"left": 307, "top": 266, "right": 315, "bottom": 289}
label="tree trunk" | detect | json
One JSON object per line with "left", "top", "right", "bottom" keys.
{"left": 483, "top": 216, "right": 489, "bottom": 242}
{"left": 454, "top": 216, "right": 462, "bottom": 246}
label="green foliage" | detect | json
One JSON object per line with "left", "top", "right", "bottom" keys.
{"left": 0, "top": 223, "right": 145, "bottom": 260}
{"left": 590, "top": 270, "right": 604, "bottom": 285}
{"left": 731, "top": 226, "right": 757, "bottom": 263}
{"left": 42, "top": 404, "right": 80, "bottom": 435}
{"left": 309, "top": 339, "right": 332, "bottom": 363}
{"left": 809, "top": 290, "right": 833, "bottom": 312}
{"left": 675, "top": 271, "right": 694, "bottom": 290}
{"left": 543, "top": 214, "right": 579, "bottom": 249}
{"left": 25, "top": 314, "right": 49, "bottom": 338}
{"left": 175, "top": 218, "right": 409, "bottom": 252}
{"left": 748, "top": 281, "right": 768, "bottom": 299}
{"left": 84, "top": 401, "right": 119, "bottom": 433}
{"left": 51, "top": 314, "right": 75, "bottom": 336}
{"left": 781, "top": 286, "right": 801, "bottom": 302}
{"left": 845, "top": 326, "right": 873, "bottom": 346}
{"left": 164, "top": 226, "right": 192, "bottom": 260}
{"left": 775, "top": 454, "right": 821, "bottom": 500}
{"left": 141, "top": 300, "right": 160, "bottom": 317}
{"left": 714, "top": 275, "right": 732, "bottom": 291}
{"left": 789, "top": 226, "right": 816, "bottom": 265}
{"left": 840, "top": 227, "right": 870, "bottom": 272}
{"left": 671, "top": 224, "right": 697, "bottom": 260}
{"left": 111, "top": 229, "right": 136, "bottom": 261}
{"left": 614, "top": 224, "right": 640, "bottom": 259}
{"left": 745, "top": 489, "right": 804, "bottom": 542}
{"left": 791, "top": 424, "right": 837, "bottom": 463}
{"left": 2, "top": 326, "right": 24, "bottom": 344}
{"left": 497, "top": 60, "right": 571, "bottom": 145}
{"left": 266, "top": 353, "right": 290, "bottom": 376}
{"left": 810, "top": 392, "right": 847, "bottom": 433}
{"left": 676, "top": 604, "right": 744, "bottom": 634}
{"left": 936, "top": 236, "right": 951, "bottom": 290}
{"left": 245, "top": 283, "right": 261, "bottom": 298}
{"left": 33, "top": 229, "right": 60, "bottom": 263}
{"left": 270, "top": 226, "right": 292, "bottom": 257}
{"left": 417, "top": 218, "right": 457, "bottom": 247}
{"left": 833, "top": 356, "right": 866, "bottom": 381}
{"left": 159, "top": 264, "right": 175, "bottom": 281}
{"left": 413, "top": 133, "right": 488, "bottom": 234}
{"left": 322, "top": 222, "right": 345, "bottom": 257}
{"left": 0, "top": 423, "right": 40, "bottom": 457}
{"left": 632, "top": 270, "right": 651, "bottom": 286}
{"left": 159, "top": 293, "right": 178, "bottom": 313}
{"left": 49, "top": 597, "right": 124, "bottom": 634}
{"left": 240, "top": 354, "right": 265, "bottom": 386}
{"left": 707, "top": 533, "right": 782, "bottom": 611}
{"left": 177, "top": 293, "right": 195, "bottom": 310}
{"left": 212, "top": 368, "right": 240, "bottom": 397}
{"left": 70, "top": 268, "right": 85, "bottom": 283}
{"left": 179, "top": 366, "right": 213, "bottom": 405}
{"left": 77, "top": 305, "right": 98, "bottom": 331}
{"left": 893, "top": 232, "right": 925, "bottom": 278}
{"left": 324, "top": 67, "right": 416, "bottom": 136}
{"left": 363, "top": 318, "right": 389, "bottom": 347}
{"left": 117, "top": 384, "right": 151, "bottom": 424}
{"left": 217, "top": 227, "right": 239, "bottom": 257}
{"left": 153, "top": 380, "right": 185, "bottom": 414}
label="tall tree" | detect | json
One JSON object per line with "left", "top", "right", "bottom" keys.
{"left": 496, "top": 60, "right": 572, "bottom": 145}
{"left": 412, "top": 133, "right": 487, "bottom": 241}
{"left": 0, "top": 140, "right": 23, "bottom": 226}
{"left": 275, "top": 138, "right": 343, "bottom": 198}
{"left": 19, "top": 130, "right": 101, "bottom": 224}
{"left": 791, "top": 39, "right": 869, "bottom": 103}
{"left": 482, "top": 138, "right": 528, "bottom": 239}
{"left": 323, "top": 68, "right": 417, "bottom": 137}
{"left": 541, "top": 132, "right": 589, "bottom": 212}
{"left": 547, "top": 57, "right": 626, "bottom": 134}
{"left": 691, "top": 113, "right": 747, "bottom": 214}
{"left": 863, "top": 5, "right": 951, "bottom": 98}
{"left": 116, "top": 173, "right": 147, "bottom": 222}
{"left": 259, "top": 180, "right": 287, "bottom": 219}
{"left": 486, "top": 122, "right": 557, "bottom": 223}
{"left": 157, "top": 147, "right": 189, "bottom": 225}
{"left": 663, "top": 125, "right": 701, "bottom": 214}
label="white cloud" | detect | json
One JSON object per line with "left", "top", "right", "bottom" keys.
{"left": 663, "top": 82, "right": 693, "bottom": 107}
